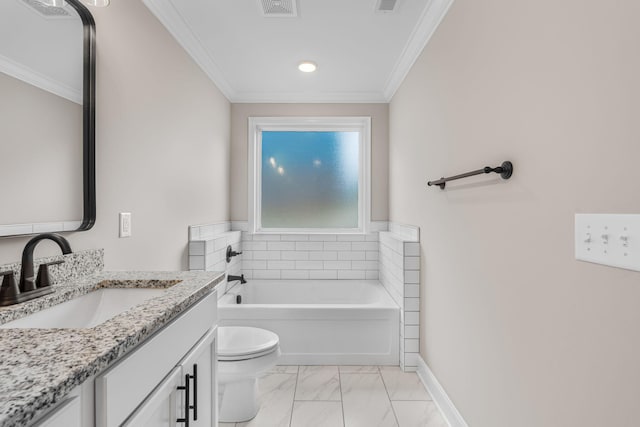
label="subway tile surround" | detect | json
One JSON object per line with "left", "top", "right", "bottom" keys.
{"left": 188, "top": 221, "right": 421, "bottom": 372}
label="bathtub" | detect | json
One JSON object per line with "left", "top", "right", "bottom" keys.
{"left": 218, "top": 280, "right": 400, "bottom": 365}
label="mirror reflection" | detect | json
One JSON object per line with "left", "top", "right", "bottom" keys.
{"left": 0, "top": 0, "right": 83, "bottom": 235}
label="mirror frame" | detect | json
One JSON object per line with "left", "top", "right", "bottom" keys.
{"left": 1, "top": 0, "right": 96, "bottom": 237}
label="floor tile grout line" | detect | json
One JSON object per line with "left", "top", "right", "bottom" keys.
{"left": 380, "top": 367, "right": 402, "bottom": 427}
{"left": 287, "top": 366, "right": 301, "bottom": 427}
{"left": 338, "top": 366, "right": 346, "bottom": 427}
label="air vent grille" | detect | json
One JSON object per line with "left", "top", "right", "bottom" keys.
{"left": 375, "top": 0, "right": 398, "bottom": 13}
{"left": 259, "top": 0, "right": 298, "bottom": 17}
{"left": 19, "top": 0, "right": 72, "bottom": 18}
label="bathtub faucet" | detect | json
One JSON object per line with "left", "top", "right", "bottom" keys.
{"left": 227, "top": 274, "right": 247, "bottom": 284}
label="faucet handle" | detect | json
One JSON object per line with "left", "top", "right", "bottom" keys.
{"left": 36, "top": 260, "right": 64, "bottom": 289}
{"left": 0, "top": 271, "right": 19, "bottom": 300}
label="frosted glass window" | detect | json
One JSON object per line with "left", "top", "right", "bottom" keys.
{"left": 260, "top": 131, "right": 360, "bottom": 229}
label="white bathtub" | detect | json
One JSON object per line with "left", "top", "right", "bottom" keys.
{"left": 218, "top": 280, "right": 400, "bottom": 365}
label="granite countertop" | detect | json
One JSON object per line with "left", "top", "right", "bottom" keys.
{"left": 0, "top": 270, "right": 225, "bottom": 427}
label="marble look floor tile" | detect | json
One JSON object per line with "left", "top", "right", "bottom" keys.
{"left": 236, "top": 373, "right": 297, "bottom": 427}
{"left": 295, "top": 365, "right": 341, "bottom": 401}
{"left": 341, "top": 373, "right": 398, "bottom": 427}
{"left": 269, "top": 365, "right": 300, "bottom": 374}
{"left": 338, "top": 365, "right": 380, "bottom": 374}
{"left": 392, "top": 401, "right": 448, "bottom": 427}
{"left": 290, "top": 401, "right": 344, "bottom": 427}
{"left": 379, "top": 367, "right": 431, "bottom": 401}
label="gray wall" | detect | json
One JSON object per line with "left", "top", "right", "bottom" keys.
{"left": 0, "top": 0, "right": 230, "bottom": 270}
{"left": 388, "top": 0, "right": 640, "bottom": 426}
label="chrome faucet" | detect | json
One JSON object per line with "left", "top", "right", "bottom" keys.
{"left": 0, "top": 233, "right": 72, "bottom": 306}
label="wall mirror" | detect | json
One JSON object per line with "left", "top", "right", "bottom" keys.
{"left": 0, "top": 0, "right": 95, "bottom": 237}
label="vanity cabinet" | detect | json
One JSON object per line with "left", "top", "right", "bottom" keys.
{"left": 95, "top": 290, "right": 218, "bottom": 427}
{"left": 124, "top": 327, "right": 217, "bottom": 427}
{"left": 32, "top": 393, "right": 81, "bottom": 427}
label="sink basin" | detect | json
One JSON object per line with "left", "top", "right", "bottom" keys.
{"left": 0, "top": 288, "right": 166, "bottom": 329}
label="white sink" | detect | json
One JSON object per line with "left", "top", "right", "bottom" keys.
{"left": 0, "top": 288, "right": 166, "bottom": 329}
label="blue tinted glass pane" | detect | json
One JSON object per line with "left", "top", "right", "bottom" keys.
{"left": 261, "top": 131, "right": 359, "bottom": 229}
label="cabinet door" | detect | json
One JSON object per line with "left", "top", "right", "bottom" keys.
{"left": 32, "top": 396, "right": 81, "bottom": 427}
{"left": 179, "top": 327, "right": 217, "bottom": 427}
{"left": 122, "top": 367, "right": 186, "bottom": 427}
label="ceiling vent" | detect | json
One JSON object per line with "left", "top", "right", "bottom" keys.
{"left": 18, "top": 0, "right": 73, "bottom": 19}
{"left": 375, "top": 0, "right": 398, "bottom": 13}
{"left": 259, "top": 0, "right": 298, "bottom": 18}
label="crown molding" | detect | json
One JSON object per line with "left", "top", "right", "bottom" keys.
{"left": 0, "top": 53, "right": 82, "bottom": 104}
{"left": 231, "top": 90, "right": 388, "bottom": 104}
{"left": 142, "top": 0, "right": 236, "bottom": 101}
{"left": 382, "top": 0, "right": 455, "bottom": 101}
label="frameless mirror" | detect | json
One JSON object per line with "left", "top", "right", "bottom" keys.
{"left": 0, "top": 0, "right": 95, "bottom": 237}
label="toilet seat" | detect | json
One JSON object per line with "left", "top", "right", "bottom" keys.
{"left": 218, "top": 326, "right": 279, "bottom": 361}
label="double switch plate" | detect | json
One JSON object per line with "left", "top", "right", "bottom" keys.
{"left": 575, "top": 214, "right": 640, "bottom": 271}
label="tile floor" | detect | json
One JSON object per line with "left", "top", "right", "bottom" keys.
{"left": 219, "top": 365, "right": 448, "bottom": 427}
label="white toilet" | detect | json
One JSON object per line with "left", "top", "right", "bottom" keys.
{"left": 217, "top": 326, "right": 281, "bottom": 422}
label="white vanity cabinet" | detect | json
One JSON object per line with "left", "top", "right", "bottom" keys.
{"left": 95, "top": 290, "right": 218, "bottom": 427}
{"left": 32, "top": 393, "right": 82, "bottom": 427}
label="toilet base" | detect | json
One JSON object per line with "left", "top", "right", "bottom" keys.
{"left": 218, "top": 377, "right": 259, "bottom": 422}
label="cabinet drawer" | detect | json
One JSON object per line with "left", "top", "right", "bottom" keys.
{"left": 95, "top": 290, "right": 217, "bottom": 427}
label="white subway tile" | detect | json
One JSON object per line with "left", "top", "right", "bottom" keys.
{"left": 268, "top": 241, "right": 296, "bottom": 251}
{"left": 281, "top": 234, "right": 309, "bottom": 241}
{"left": 404, "top": 298, "right": 420, "bottom": 311}
{"left": 365, "top": 270, "right": 379, "bottom": 280}
{"left": 253, "top": 251, "right": 281, "bottom": 260}
{"left": 404, "top": 325, "right": 420, "bottom": 339}
{"left": 210, "top": 261, "right": 226, "bottom": 272}
{"left": 324, "top": 261, "right": 351, "bottom": 270}
{"left": 309, "top": 234, "right": 338, "bottom": 241}
{"left": 243, "top": 270, "right": 253, "bottom": 279}
{"left": 404, "top": 256, "right": 420, "bottom": 270}
{"left": 404, "top": 312, "right": 419, "bottom": 325}
{"left": 242, "top": 250, "right": 254, "bottom": 260}
{"left": 268, "top": 260, "right": 296, "bottom": 270}
{"left": 296, "top": 260, "right": 324, "bottom": 270}
{"left": 231, "top": 221, "right": 249, "bottom": 231}
{"left": 243, "top": 241, "right": 267, "bottom": 251}
{"left": 404, "top": 270, "right": 420, "bottom": 284}
{"left": 405, "top": 339, "right": 419, "bottom": 353}
{"left": 369, "top": 221, "right": 389, "bottom": 232}
{"left": 323, "top": 242, "right": 351, "bottom": 251}
{"left": 214, "top": 237, "right": 228, "bottom": 251}
{"left": 337, "top": 234, "right": 366, "bottom": 242}
{"left": 352, "top": 242, "right": 378, "bottom": 251}
{"left": 189, "top": 241, "right": 205, "bottom": 256}
{"left": 310, "top": 270, "right": 338, "bottom": 279}
{"left": 404, "top": 242, "right": 420, "bottom": 256}
{"left": 296, "top": 241, "right": 324, "bottom": 251}
{"left": 281, "top": 251, "right": 309, "bottom": 260}
{"left": 281, "top": 270, "right": 310, "bottom": 279}
{"left": 404, "top": 353, "right": 420, "bottom": 368}
{"left": 366, "top": 251, "right": 379, "bottom": 261}
{"left": 338, "top": 251, "right": 366, "bottom": 261}
{"left": 352, "top": 260, "right": 378, "bottom": 270}
{"left": 188, "top": 226, "right": 200, "bottom": 241}
{"left": 309, "top": 251, "right": 338, "bottom": 261}
{"left": 252, "top": 234, "right": 281, "bottom": 241}
{"left": 365, "top": 233, "right": 379, "bottom": 241}
{"left": 241, "top": 231, "right": 253, "bottom": 241}
{"left": 243, "top": 260, "right": 267, "bottom": 270}
{"left": 405, "top": 284, "right": 420, "bottom": 298}
{"left": 253, "top": 270, "right": 281, "bottom": 279}
{"left": 189, "top": 256, "right": 205, "bottom": 270}
{"left": 338, "top": 270, "right": 366, "bottom": 279}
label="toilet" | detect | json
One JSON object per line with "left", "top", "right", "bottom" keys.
{"left": 217, "top": 326, "right": 281, "bottom": 422}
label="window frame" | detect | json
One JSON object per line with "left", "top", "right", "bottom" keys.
{"left": 248, "top": 116, "right": 371, "bottom": 234}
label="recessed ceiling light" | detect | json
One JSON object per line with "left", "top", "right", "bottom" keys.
{"left": 298, "top": 61, "right": 317, "bottom": 73}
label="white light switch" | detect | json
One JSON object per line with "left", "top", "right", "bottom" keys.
{"left": 575, "top": 214, "right": 640, "bottom": 271}
{"left": 119, "top": 212, "right": 132, "bottom": 238}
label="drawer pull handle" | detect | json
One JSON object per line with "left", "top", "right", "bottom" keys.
{"left": 176, "top": 374, "right": 190, "bottom": 426}
{"left": 191, "top": 364, "right": 198, "bottom": 420}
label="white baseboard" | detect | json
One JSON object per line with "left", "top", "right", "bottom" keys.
{"left": 416, "top": 355, "right": 468, "bottom": 427}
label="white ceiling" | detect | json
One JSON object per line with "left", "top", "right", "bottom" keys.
{"left": 142, "top": 0, "right": 453, "bottom": 103}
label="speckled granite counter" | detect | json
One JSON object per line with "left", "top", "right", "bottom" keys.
{"left": 0, "top": 270, "right": 225, "bottom": 427}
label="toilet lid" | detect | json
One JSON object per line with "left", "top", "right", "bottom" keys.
{"left": 218, "top": 326, "right": 279, "bottom": 359}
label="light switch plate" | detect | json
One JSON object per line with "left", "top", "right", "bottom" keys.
{"left": 575, "top": 214, "right": 640, "bottom": 271}
{"left": 119, "top": 212, "right": 132, "bottom": 238}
